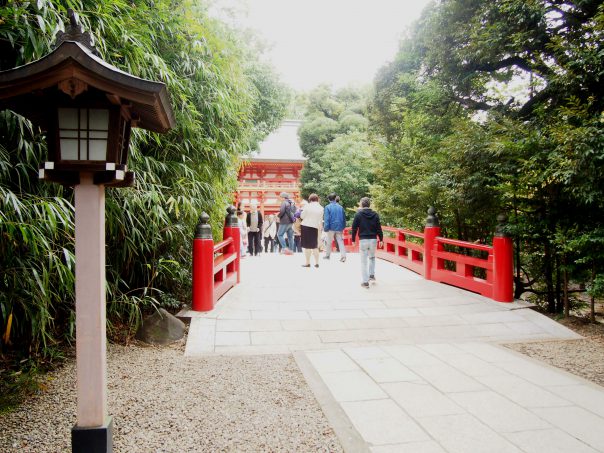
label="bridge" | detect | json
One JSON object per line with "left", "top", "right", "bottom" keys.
{"left": 180, "top": 248, "right": 604, "bottom": 452}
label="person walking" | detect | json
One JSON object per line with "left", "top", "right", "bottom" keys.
{"left": 293, "top": 200, "right": 307, "bottom": 253}
{"left": 274, "top": 216, "right": 281, "bottom": 253}
{"left": 323, "top": 192, "right": 347, "bottom": 262}
{"left": 237, "top": 209, "right": 248, "bottom": 258}
{"left": 300, "top": 194, "right": 324, "bottom": 268}
{"left": 262, "top": 214, "right": 277, "bottom": 253}
{"left": 277, "top": 192, "right": 296, "bottom": 255}
{"left": 351, "top": 197, "right": 383, "bottom": 288}
{"left": 293, "top": 216, "right": 302, "bottom": 253}
{"left": 246, "top": 201, "right": 263, "bottom": 256}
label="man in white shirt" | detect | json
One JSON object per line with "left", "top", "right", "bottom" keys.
{"left": 246, "top": 201, "right": 263, "bottom": 256}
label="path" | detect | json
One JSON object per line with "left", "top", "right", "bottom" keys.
{"left": 182, "top": 254, "right": 604, "bottom": 452}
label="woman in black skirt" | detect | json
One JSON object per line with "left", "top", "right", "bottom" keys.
{"left": 300, "top": 194, "right": 324, "bottom": 268}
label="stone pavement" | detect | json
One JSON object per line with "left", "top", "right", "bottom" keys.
{"left": 183, "top": 253, "right": 604, "bottom": 452}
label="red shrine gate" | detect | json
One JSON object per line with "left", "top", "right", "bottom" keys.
{"left": 236, "top": 119, "right": 306, "bottom": 216}
{"left": 236, "top": 158, "right": 304, "bottom": 216}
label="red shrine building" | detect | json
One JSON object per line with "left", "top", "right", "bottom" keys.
{"left": 236, "top": 120, "right": 305, "bottom": 216}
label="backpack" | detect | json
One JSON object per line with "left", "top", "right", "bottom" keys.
{"left": 283, "top": 199, "right": 296, "bottom": 223}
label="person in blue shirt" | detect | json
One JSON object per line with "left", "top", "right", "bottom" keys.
{"left": 323, "top": 193, "right": 347, "bottom": 262}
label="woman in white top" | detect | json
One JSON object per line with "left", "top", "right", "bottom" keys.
{"left": 300, "top": 193, "right": 324, "bottom": 267}
{"left": 262, "top": 214, "right": 277, "bottom": 253}
{"left": 237, "top": 210, "right": 247, "bottom": 257}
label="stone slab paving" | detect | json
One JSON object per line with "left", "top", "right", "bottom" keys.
{"left": 298, "top": 344, "right": 604, "bottom": 453}
{"left": 183, "top": 253, "right": 604, "bottom": 452}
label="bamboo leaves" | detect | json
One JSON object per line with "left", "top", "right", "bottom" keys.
{"left": 1, "top": 0, "right": 288, "bottom": 361}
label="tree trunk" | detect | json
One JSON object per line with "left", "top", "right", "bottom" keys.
{"left": 544, "top": 240, "right": 556, "bottom": 313}
{"left": 455, "top": 209, "right": 463, "bottom": 241}
{"left": 563, "top": 258, "right": 569, "bottom": 318}
{"left": 514, "top": 238, "right": 523, "bottom": 299}
{"left": 591, "top": 264, "right": 596, "bottom": 323}
{"left": 513, "top": 192, "right": 522, "bottom": 299}
{"left": 555, "top": 253, "right": 563, "bottom": 313}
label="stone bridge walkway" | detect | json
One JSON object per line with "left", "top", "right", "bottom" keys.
{"left": 183, "top": 254, "right": 604, "bottom": 453}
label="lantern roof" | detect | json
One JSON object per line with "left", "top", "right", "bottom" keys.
{"left": 0, "top": 17, "right": 174, "bottom": 133}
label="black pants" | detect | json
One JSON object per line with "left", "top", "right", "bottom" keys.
{"left": 294, "top": 235, "right": 302, "bottom": 253}
{"left": 247, "top": 231, "right": 262, "bottom": 255}
{"left": 264, "top": 236, "right": 274, "bottom": 253}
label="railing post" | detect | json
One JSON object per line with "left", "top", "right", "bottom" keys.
{"left": 192, "top": 212, "right": 214, "bottom": 311}
{"left": 222, "top": 206, "right": 241, "bottom": 284}
{"left": 423, "top": 207, "right": 441, "bottom": 280}
{"left": 492, "top": 214, "right": 514, "bottom": 302}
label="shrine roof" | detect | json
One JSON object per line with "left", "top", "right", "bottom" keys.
{"left": 251, "top": 120, "right": 306, "bottom": 163}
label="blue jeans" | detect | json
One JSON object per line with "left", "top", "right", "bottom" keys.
{"left": 325, "top": 230, "right": 346, "bottom": 258}
{"left": 277, "top": 223, "right": 294, "bottom": 251}
{"left": 359, "top": 239, "right": 377, "bottom": 283}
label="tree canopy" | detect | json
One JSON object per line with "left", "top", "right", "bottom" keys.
{"left": 298, "top": 84, "right": 374, "bottom": 216}
{"left": 370, "top": 0, "right": 604, "bottom": 313}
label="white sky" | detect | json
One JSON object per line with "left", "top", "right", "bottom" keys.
{"left": 210, "top": 0, "right": 434, "bottom": 92}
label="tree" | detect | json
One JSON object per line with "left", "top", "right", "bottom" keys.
{"left": 369, "top": 0, "right": 604, "bottom": 313}
{"left": 298, "top": 85, "right": 374, "bottom": 214}
{"left": 420, "top": 0, "right": 604, "bottom": 118}
{"left": 298, "top": 115, "right": 340, "bottom": 158}
{"left": 302, "top": 131, "right": 374, "bottom": 211}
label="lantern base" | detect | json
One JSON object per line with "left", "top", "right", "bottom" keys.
{"left": 71, "top": 416, "right": 113, "bottom": 453}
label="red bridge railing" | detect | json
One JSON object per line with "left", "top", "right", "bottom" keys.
{"left": 342, "top": 209, "right": 513, "bottom": 302}
{"left": 192, "top": 207, "right": 241, "bottom": 311}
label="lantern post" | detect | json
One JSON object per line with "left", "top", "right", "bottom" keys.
{"left": 0, "top": 10, "right": 175, "bottom": 452}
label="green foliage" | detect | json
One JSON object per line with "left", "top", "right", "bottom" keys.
{"left": 0, "top": 0, "right": 288, "bottom": 366}
{"left": 370, "top": 61, "right": 469, "bottom": 232}
{"left": 339, "top": 112, "right": 369, "bottom": 133}
{"left": 303, "top": 131, "right": 374, "bottom": 210}
{"left": 0, "top": 357, "right": 44, "bottom": 413}
{"left": 1, "top": 110, "right": 74, "bottom": 357}
{"left": 588, "top": 276, "right": 604, "bottom": 299}
{"left": 370, "top": 0, "right": 604, "bottom": 312}
{"left": 299, "top": 85, "right": 374, "bottom": 214}
{"left": 245, "top": 60, "right": 292, "bottom": 150}
{"left": 306, "top": 84, "right": 345, "bottom": 119}
{"left": 286, "top": 91, "right": 310, "bottom": 120}
{"left": 298, "top": 115, "right": 340, "bottom": 158}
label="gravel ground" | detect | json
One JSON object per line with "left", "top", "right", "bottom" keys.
{"left": 2, "top": 315, "right": 603, "bottom": 452}
{"left": 505, "top": 316, "right": 604, "bottom": 388}
{"left": 0, "top": 338, "right": 342, "bottom": 453}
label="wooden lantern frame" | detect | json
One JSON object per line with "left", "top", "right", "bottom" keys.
{"left": 0, "top": 15, "right": 175, "bottom": 186}
{"left": 0, "top": 11, "right": 175, "bottom": 452}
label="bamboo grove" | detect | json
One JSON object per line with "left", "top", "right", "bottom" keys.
{"left": 0, "top": 0, "right": 289, "bottom": 364}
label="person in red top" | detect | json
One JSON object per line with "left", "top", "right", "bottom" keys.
{"left": 351, "top": 197, "right": 384, "bottom": 288}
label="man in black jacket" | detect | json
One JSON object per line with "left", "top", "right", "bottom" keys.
{"left": 351, "top": 197, "right": 383, "bottom": 288}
